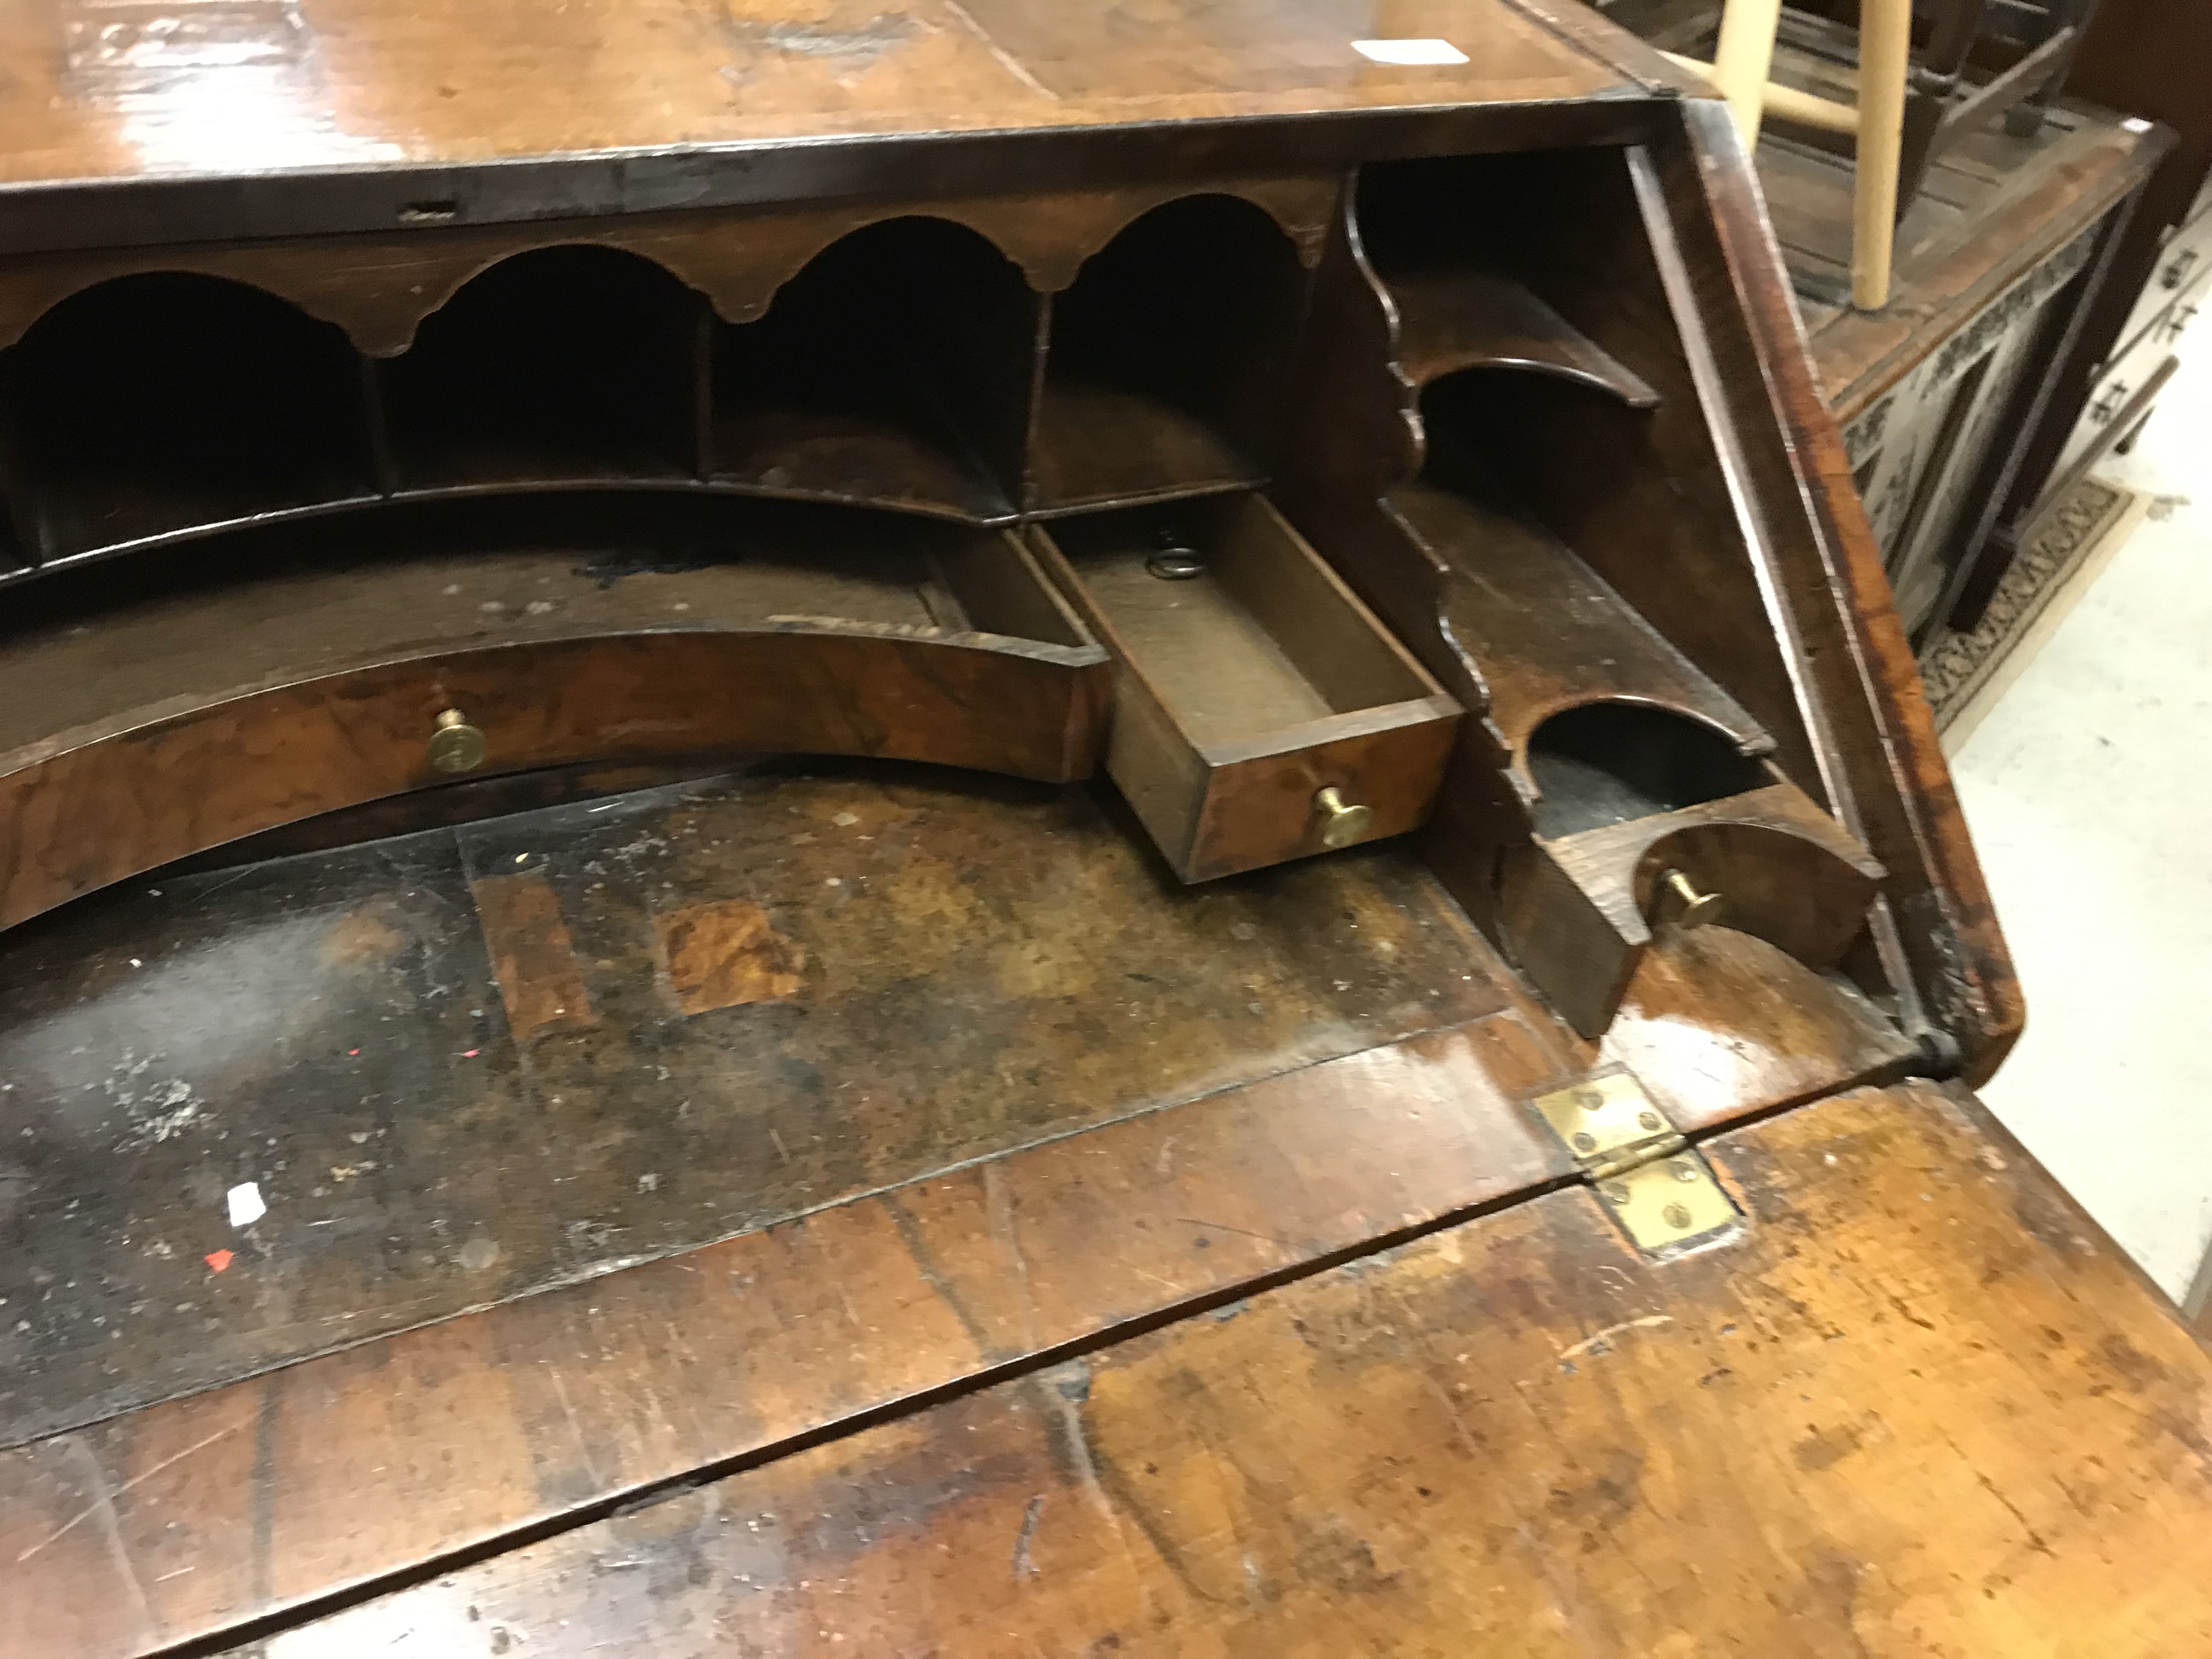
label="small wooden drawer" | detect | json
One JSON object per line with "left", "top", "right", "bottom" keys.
{"left": 1028, "top": 494, "right": 1459, "bottom": 881}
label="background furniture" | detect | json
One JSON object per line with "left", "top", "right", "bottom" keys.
{"left": 1669, "top": 0, "right": 2095, "bottom": 307}
{"left": 1606, "top": 0, "right": 2164, "bottom": 640}
{"left": 1956, "top": 0, "right": 2212, "bottom": 628}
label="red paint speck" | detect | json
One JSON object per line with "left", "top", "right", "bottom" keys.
{"left": 205, "top": 1250, "right": 234, "bottom": 1273}
{"left": 462, "top": 1049, "right": 481, "bottom": 1059}
{"left": 347, "top": 1048, "right": 360, "bottom": 1057}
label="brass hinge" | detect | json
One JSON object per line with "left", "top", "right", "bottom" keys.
{"left": 1530, "top": 1069, "right": 1742, "bottom": 1257}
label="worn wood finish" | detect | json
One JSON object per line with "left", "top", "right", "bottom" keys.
{"left": 1658, "top": 105, "right": 2024, "bottom": 1081}
{"left": 0, "top": 762, "right": 1525, "bottom": 1451}
{"left": 1502, "top": 778, "right": 1886, "bottom": 1036}
{"left": 0, "top": 0, "right": 1663, "bottom": 257}
{"left": 0, "top": 182, "right": 1342, "bottom": 566}
{"left": 216, "top": 1082, "right": 2212, "bottom": 1658}
{"left": 0, "top": 747, "right": 1923, "bottom": 1659}
{"left": 0, "top": 8, "right": 2072, "bottom": 1654}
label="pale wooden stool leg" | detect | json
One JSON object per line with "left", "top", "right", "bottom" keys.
{"left": 1709, "top": 0, "right": 1786, "bottom": 145}
{"left": 1852, "top": 0, "right": 1913, "bottom": 310}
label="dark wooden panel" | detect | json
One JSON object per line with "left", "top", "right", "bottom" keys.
{"left": 0, "top": 764, "right": 1519, "bottom": 1452}
{"left": 217, "top": 1082, "right": 2212, "bottom": 1657}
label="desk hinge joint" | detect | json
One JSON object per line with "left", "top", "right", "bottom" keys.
{"left": 1530, "top": 1069, "right": 1742, "bottom": 1256}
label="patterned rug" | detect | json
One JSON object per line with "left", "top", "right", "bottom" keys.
{"left": 1918, "top": 478, "right": 2141, "bottom": 733}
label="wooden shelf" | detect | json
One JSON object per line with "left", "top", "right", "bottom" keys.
{"left": 1389, "top": 475, "right": 1766, "bottom": 771}
{"left": 1385, "top": 268, "right": 1660, "bottom": 403}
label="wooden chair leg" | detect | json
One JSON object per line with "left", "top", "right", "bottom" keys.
{"left": 1852, "top": 0, "right": 1913, "bottom": 309}
{"left": 1709, "top": 0, "right": 1786, "bottom": 145}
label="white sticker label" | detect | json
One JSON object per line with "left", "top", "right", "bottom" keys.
{"left": 1352, "top": 38, "right": 1469, "bottom": 66}
{"left": 227, "top": 1181, "right": 267, "bottom": 1227}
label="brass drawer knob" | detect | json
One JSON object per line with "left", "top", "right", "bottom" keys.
{"left": 427, "top": 708, "right": 488, "bottom": 774}
{"left": 1658, "top": 868, "right": 1727, "bottom": 929}
{"left": 1313, "top": 786, "right": 1373, "bottom": 849}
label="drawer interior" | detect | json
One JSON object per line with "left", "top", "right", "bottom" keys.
{"left": 1033, "top": 493, "right": 1438, "bottom": 750}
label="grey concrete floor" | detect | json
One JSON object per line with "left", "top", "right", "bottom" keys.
{"left": 1952, "top": 338, "right": 2211, "bottom": 1304}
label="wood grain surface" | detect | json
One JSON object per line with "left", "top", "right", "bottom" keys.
{"left": 216, "top": 1082, "right": 2212, "bottom": 1659}
{"left": 0, "top": 769, "right": 1917, "bottom": 1659}
{"left": 0, "top": 0, "right": 1668, "bottom": 254}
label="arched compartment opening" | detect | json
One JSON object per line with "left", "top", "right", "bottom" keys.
{"left": 0, "top": 272, "right": 376, "bottom": 558}
{"left": 709, "top": 216, "right": 1037, "bottom": 522}
{"left": 381, "top": 245, "right": 705, "bottom": 489}
{"left": 1032, "top": 194, "right": 1310, "bottom": 511}
{"left": 1526, "top": 701, "right": 1765, "bottom": 839}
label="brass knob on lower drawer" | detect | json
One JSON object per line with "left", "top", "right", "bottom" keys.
{"left": 427, "top": 708, "right": 488, "bottom": 774}
{"left": 1658, "top": 868, "right": 1728, "bottom": 929}
{"left": 1313, "top": 786, "right": 1373, "bottom": 849}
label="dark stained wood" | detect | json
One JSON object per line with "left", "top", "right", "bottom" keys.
{"left": 1501, "top": 778, "right": 1887, "bottom": 1037}
{"left": 1384, "top": 268, "right": 1661, "bottom": 402}
{"left": 0, "top": 763, "right": 1527, "bottom": 1452}
{"left": 0, "top": 8, "right": 2065, "bottom": 1655}
{"left": 216, "top": 1081, "right": 2212, "bottom": 1657}
{"left": 1392, "top": 481, "right": 1766, "bottom": 762}
{"left": 0, "top": 522, "right": 1113, "bottom": 930}
{"left": 0, "top": 0, "right": 1657, "bottom": 256}
{"left": 1661, "top": 104, "right": 2025, "bottom": 1082}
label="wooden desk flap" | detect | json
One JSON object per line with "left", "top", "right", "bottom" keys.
{"left": 216, "top": 1082, "right": 2212, "bottom": 1658}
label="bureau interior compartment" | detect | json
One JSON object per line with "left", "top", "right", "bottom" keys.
{"left": 0, "top": 271, "right": 381, "bottom": 559}
{"left": 1028, "top": 492, "right": 1457, "bottom": 881}
{"left": 381, "top": 245, "right": 704, "bottom": 489}
{"left": 709, "top": 216, "right": 1036, "bottom": 522}
{"left": 1031, "top": 194, "right": 1311, "bottom": 512}
{"left": 0, "top": 493, "right": 1101, "bottom": 747}
{"left": 1523, "top": 701, "right": 1769, "bottom": 839}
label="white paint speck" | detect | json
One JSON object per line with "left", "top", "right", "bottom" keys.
{"left": 227, "top": 1183, "right": 267, "bottom": 1228}
{"left": 1351, "top": 37, "right": 1467, "bottom": 64}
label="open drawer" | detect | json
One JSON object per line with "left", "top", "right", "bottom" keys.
{"left": 1027, "top": 493, "right": 1459, "bottom": 881}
